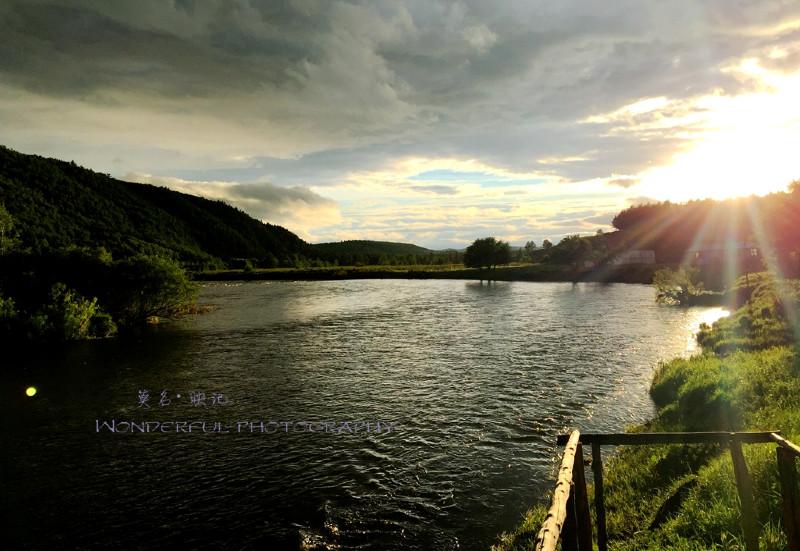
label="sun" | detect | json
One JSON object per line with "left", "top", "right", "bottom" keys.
{"left": 636, "top": 61, "right": 800, "bottom": 203}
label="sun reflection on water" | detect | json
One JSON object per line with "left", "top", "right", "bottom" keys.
{"left": 685, "top": 307, "right": 730, "bottom": 355}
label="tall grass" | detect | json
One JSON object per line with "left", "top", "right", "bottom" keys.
{"left": 496, "top": 274, "right": 800, "bottom": 550}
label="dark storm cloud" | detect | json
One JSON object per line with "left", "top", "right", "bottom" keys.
{"left": 0, "top": 1, "right": 310, "bottom": 97}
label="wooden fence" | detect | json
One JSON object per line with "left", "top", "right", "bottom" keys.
{"left": 534, "top": 431, "right": 800, "bottom": 551}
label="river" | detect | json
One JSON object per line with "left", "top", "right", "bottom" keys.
{"left": 1, "top": 280, "right": 728, "bottom": 550}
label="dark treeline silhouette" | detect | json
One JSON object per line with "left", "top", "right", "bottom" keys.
{"left": 0, "top": 146, "right": 464, "bottom": 269}
{"left": 0, "top": 146, "right": 308, "bottom": 270}
{"left": 609, "top": 185, "right": 800, "bottom": 265}
{"left": 310, "top": 240, "right": 463, "bottom": 266}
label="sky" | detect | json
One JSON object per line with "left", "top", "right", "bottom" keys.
{"left": 1, "top": 0, "right": 799, "bottom": 249}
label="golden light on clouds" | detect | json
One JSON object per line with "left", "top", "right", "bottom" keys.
{"left": 3, "top": 1, "right": 799, "bottom": 247}
{"left": 605, "top": 59, "right": 800, "bottom": 203}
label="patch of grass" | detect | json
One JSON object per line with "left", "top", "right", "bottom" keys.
{"left": 698, "top": 274, "right": 800, "bottom": 354}
{"left": 497, "top": 276, "right": 800, "bottom": 550}
{"left": 492, "top": 505, "right": 548, "bottom": 551}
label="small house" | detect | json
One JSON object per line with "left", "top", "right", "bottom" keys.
{"left": 690, "top": 241, "right": 759, "bottom": 267}
{"left": 611, "top": 249, "right": 656, "bottom": 265}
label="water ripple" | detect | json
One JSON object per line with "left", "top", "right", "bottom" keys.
{"left": 1, "top": 280, "right": 728, "bottom": 550}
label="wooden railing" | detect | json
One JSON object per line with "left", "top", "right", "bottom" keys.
{"left": 534, "top": 430, "right": 800, "bottom": 551}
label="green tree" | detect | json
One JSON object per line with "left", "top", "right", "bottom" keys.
{"left": 0, "top": 294, "right": 17, "bottom": 335}
{"left": 653, "top": 267, "right": 704, "bottom": 305}
{"left": 546, "top": 234, "right": 596, "bottom": 266}
{"left": 0, "top": 203, "right": 18, "bottom": 255}
{"left": 109, "top": 255, "right": 198, "bottom": 326}
{"left": 523, "top": 240, "right": 537, "bottom": 261}
{"left": 31, "top": 283, "right": 116, "bottom": 340}
{"left": 542, "top": 239, "right": 553, "bottom": 250}
{"left": 464, "top": 237, "right": 512, "bottom": 269}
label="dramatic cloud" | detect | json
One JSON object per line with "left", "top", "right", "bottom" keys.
{"left": 1, "top": 0, "right": 799, "bottom": 246}
{"left": 125, "top": 173, "right": 341, "bottom": 241}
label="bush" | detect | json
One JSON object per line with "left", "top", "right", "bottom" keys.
{"left": 108, "top": 255, "right": 198, "bottom": 327}
{"left": 0, "top": 294, "right": 17, "bottom": 335}
{"left": 89, "top": 310, "right": 118, "bottom": 338}
{"left": 30, "top": 283, "right": 117, "bottom": 340}
{"left": 653, "top": 267, "right": 703, "bottom": 304}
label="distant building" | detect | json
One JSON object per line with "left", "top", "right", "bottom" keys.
{"left": 611, "top": 249, "right": 656, "bottom": 265}
{"left": 690, "top": 241, "right": 759, "bottom": 266}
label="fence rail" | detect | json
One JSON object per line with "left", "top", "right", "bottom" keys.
{"left": 534, "top": 430, "right": 800, "bottom": 551}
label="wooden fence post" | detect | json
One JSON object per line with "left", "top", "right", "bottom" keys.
{"left": 573, "top": 443, "right": 594, "bottom": 550}
{"left": 777, "top": 447, "right": 800, "bottom": 551}
{"left": 592, "top": 442, "right": 607, "bottom": 551}
{"left": 729, "top": 435, "right": 759, "bottom": 551}
{"left": 562, "top": 484, "right": 578, "bottom": 551}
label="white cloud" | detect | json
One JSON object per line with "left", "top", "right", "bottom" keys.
{"left": 462, "top": 24, "right": 496, "bottom": 53}
{"left": 124, "top": 173, "right": 341, "bottom": 241}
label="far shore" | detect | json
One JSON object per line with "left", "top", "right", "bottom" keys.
{"left": 192, "top": 263, "right": 662, "bottom": 285}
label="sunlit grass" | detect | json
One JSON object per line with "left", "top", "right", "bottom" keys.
{"left": 496, "top": 276, "right": 800, "bottom": 550}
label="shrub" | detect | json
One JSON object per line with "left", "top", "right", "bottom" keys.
{"left": 0, "top": 294, "right": 17, "bottom": 335}
{"left": 108, "top": 255, "right": 198, "bottom": 327}
{"left": 30, "top": 283, "right": 117, "bottom": 340}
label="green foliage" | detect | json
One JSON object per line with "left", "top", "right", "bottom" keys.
{"left": 522, "top": 240, "right": 537, "bottom": 261}
{"left": 0, "top": 203, "right": 18, "bottom": 254}
{"left": 310, "top": 240, "right": 462, "bottom": 267}
{"left": 653, "top": 266, "right": 704, "bottom": 304}
{"left": 0, "top": 145, "right": 307, "bottom": 267}
{"left": 610, "top": 190, "right": 800, "bottom": 268}
{"left": 697, "top": 275, "right": 799, "bottom": 353}
{"left": 463, "top": 237, "right": 512, "bottom": 269}
{"left": 501, "top": 277, "right": 800, "bottom": 549}
{"left": 89, "top": 310, "right": 117, "bottom": 338}
{"left": 0, "top": 251, "right": 194, "bottom": 340}
{"left": 109, "top": 255, "right": 198, "bottom": 327}
{"left": 29, "top": 283, "right": 117, "bottom": 340}
{"left": 612, "top": 285, "right": 799, "bottom": 548}
{"left": 0, "top": 294, "right": 17, "bottom": 334}
{"left": 545, "top": 234, "right": 604, "bottom": 266}
{"left": 492, "top": 504, "right": 548, "bottom": 551}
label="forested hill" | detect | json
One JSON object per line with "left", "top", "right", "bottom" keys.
{"left": 609, "top": 185, "right": 800, "bottom": 264}
{"left": 310, "top": 240, "right": 436, "bottom": 265}
{"left": 0, "top": 146, "right": 307, "bottom": 268}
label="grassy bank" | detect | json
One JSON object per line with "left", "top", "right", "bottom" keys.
{"left": 193, "top": 262, "right": 660, "bottom": 284}
{"left": 496, "top": 274, "right": 800, "bottom": 550}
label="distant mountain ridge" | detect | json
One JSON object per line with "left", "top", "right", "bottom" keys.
{"left": 312, "top": 240, "right": 432, "bottom": 256}
{"left": 0, "top": 146, "right": 449, "bottom": 268}
{"left": 0, "top": 145, "right": 309, "bottom": 268}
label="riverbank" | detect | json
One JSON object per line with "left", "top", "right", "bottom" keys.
{"left": 193, "top": 262, "right": 661, "bottom": 284}
{"left": 495, "top": 274, "right": 800, "bottom": 550}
